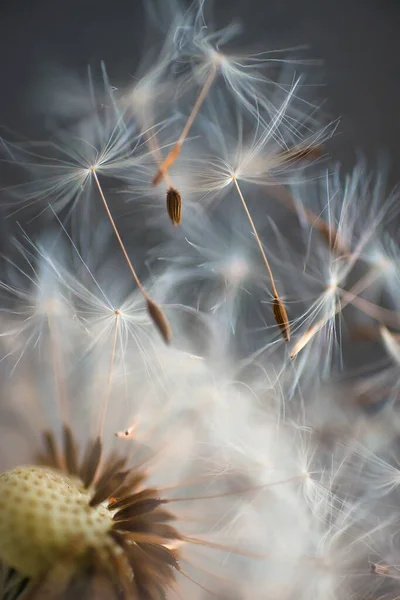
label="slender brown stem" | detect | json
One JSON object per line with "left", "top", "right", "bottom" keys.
{"left": 142, "top": 123, "right": 174, "bottom": 189}
{"left": 233, "top": 176, "right": 290, "bottom": 342}
{"left": 91, "top": 169, "right": 172, "bottom": 344}
{"left": 178, "top": 65, "right": 217, "bottom": 145}
{"left": 233, "top": 177, "right": 278, "bottom": 295}
{"left": 92, "top": 169, "right": 145, "bottom": 294}
{"left": 153, "top": 65, "right": 217, "bottom": 185}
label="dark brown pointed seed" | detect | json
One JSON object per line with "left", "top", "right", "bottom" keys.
{"left": 90, "top": 470, "right": 129, "bottom": 507}
{"left": 166, "top": 187, "right": 182, "bottom": 227}
{"left": 136, "top": 543, "right": 180, "bottom": 571}
{"left": 105, "top": 549, "right": 136, "bottom": 600}
{"left": 133, "top": 543, "right": 180, "bottom": 581}
{"left": 107, "top": 473, "right": 148, "bottom": 509}
{"left": 63, "top": 425, "right": 79, "bottom": 476}
{"left": 272, "top": 295, "right": 290, "bottom": 342}
{"left": 114, "top": 498, "right": 166, "bottom": 522}
{"left": 113, "top": 511, "right": 175, "bottom": 534}
{"left": 108, "top": 529, "right": 126, "bottom": 547}
{"left": 131, "top": 508, "right": 175, "bottom": 526}
{"left": 79, "top": 436, "right": 102, "bottom": 488}
{"left": 147, "top": 523, "right": 181, "bottom": 540}
{"left": 145, "top": 509, "right": 176, "bottom": 524}
{"left": 111, "top": 472, "right": 150, "bottom": 503}
{"left": 146, "top": 298, "right": 172, "bottom": 345}
{"left": 89, "top": 456, "right": 128, "bottom": 507}
{"left": 109, "top": 487, "right": 158, "bottom": 511}
{"left": 114, "top": 520, "right": 180, "bottom": 540}
{"left": 95, "top": 454, "right": 127, "bottom": 491}
{"left": 114, "top": 534, "right": 178, "bottom": 598}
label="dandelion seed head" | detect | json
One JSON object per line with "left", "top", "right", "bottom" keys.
{"left": 0, "top": 466, "right": 115, "bottom": 578}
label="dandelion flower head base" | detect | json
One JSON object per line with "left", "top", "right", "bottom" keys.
{"left": 0, "top": 428, "right": 180, "bottom": 599}
{"left": 0, "top": 467, "right": 115, "bottom": 578}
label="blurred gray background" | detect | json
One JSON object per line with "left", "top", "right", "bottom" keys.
{"left": 0, "top": 0, "right": 399, "bottom": 178}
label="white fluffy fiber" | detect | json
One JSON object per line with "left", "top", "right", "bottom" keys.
{"left": 0, "top": 1, "right": 400, "bottom": 598}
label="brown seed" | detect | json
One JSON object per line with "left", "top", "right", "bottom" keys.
{"left": 272, "top": 295, "right": 290, "bottom": 343}
{"left": 152, "top": 146, "right": 181, "bottom": 186}
{"left": 146, "top": 298, "right": 172, "bottom": 345}
{"left": 108, "top": 485, "right": 155, "bottom": 512}
{"left": 166, "top": 187, "right": 182, "bottom": 227}
{"left": 113, "top": 498, "right": 165, "bottom": 522}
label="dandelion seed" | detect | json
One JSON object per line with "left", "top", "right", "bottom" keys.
{"left": 233, "top": 176, "right": 290, "bottom": 342}
{"left": 166, "top": 186, "right": 182, "bottom": 226}
{"left": 146, "top": 297, "right": 172, "bottom": 345}
{"left": 290, "top": 267, "right": 389, "bottom": 360}
{"left": 91, "top": 169, "right": 173, "bottom": 345}
{"left": 272, "top": 294, "right": 290, "bottom": 343}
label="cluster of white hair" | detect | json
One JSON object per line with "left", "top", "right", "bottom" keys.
{"left": 0, "top": 1, "right": 399, "bottom": 599}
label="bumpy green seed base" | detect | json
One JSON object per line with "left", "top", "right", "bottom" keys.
{"left": 0, "top": 466, "right": 115, "bottom": 578}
